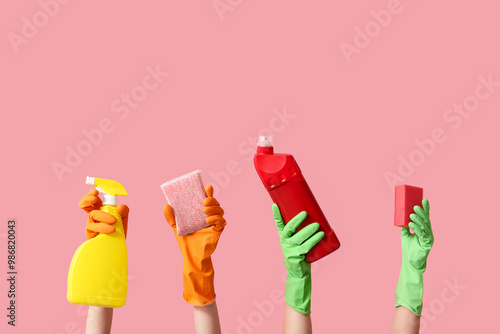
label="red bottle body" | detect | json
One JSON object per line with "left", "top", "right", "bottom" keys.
{"left": 254, "top": 145, "right": 340, "bottom": 263}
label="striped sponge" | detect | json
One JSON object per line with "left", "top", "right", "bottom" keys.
{"left": 160, "top": 170, "right": 209, "bottom": 236}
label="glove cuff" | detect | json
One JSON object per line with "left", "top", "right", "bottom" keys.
{"left": 395, "top": 260, "right": 425, "bottom": 317}
{"left": 284, "top": 261, "right": 312, "bottom": 315}
{"left": 181, "top": 256, "right": 216, "bottom": 306}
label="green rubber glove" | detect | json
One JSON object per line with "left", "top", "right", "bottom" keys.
{"left": 395, "top": 198, "right": 434, "bottom": 316}
{"left": 272, "top": 204, "right": 325, "bottom": 315}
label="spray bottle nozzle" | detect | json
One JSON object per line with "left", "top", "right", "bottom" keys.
{"left": 86, "top": 176, "right": 128, "bottom": 206}
{"left": 86, "top": 176, "right": 95, "bottom": 186}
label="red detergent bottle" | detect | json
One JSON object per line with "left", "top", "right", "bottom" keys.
{"left": 254, "top": 136, "right": 340, "bottom": 263}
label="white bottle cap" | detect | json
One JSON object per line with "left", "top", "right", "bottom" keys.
{"left": 102, "top": 194, "right": 117, "bottom": 206}
{"left": 257, "top": 136, "right": 273, "bottom": 147}
{"left": 95, "top": 185, "right": 118, "bottom": 206}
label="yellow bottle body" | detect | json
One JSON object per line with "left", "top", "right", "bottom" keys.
{"left": 67, "top": 205, "right": 128, "bottom": 308}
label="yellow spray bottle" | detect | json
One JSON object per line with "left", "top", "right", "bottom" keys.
{"left": 67, "top": 177, "right": 128, "bottom": 308}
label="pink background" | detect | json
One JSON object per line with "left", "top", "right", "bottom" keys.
{"left": 1, "top": 0, "right": 499, "bottom": 332}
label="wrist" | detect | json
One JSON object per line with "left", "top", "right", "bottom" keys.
{"left": 405, "top": 250, "right": 429, "bottom": 271}
{"left": 284, "top": 257, "right": 311, "bottom": 279}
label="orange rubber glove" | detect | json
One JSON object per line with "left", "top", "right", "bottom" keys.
{"left": 78, "top": 189, "right": 130, "bottom": 240}
{"left": 163, "top": 184, "right": 226, "bottom": 306}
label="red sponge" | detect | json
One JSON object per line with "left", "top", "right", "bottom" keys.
{"left": 395, "top": 185, "right": 423, "bottom": 228}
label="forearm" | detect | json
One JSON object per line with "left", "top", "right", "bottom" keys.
{"left": 392, "top": 198, "right": 432, "bottom": 334}
{"left": 283, "top": 265, "right": 313, "bottom": 333}
{"left": 390, "top": 306, "right": 420, "bottom": 334}
{"left": 193, "top": 300, "right": 221, "bottom": 334}
{"left": 283, "top": 304, "right": 312, "bottom": 334}
{"left": 85, "top": 306, "right": 113, "bottom": 334}
{"left": 272, "top": 206, "right": 323, "bottom": 334}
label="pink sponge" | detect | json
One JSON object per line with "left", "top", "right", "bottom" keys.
{"left": 394, "top": 184, "right": 423, "bottom": 228}
{"left": 160, "top": 170, "right": 209, "bottom": 236}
